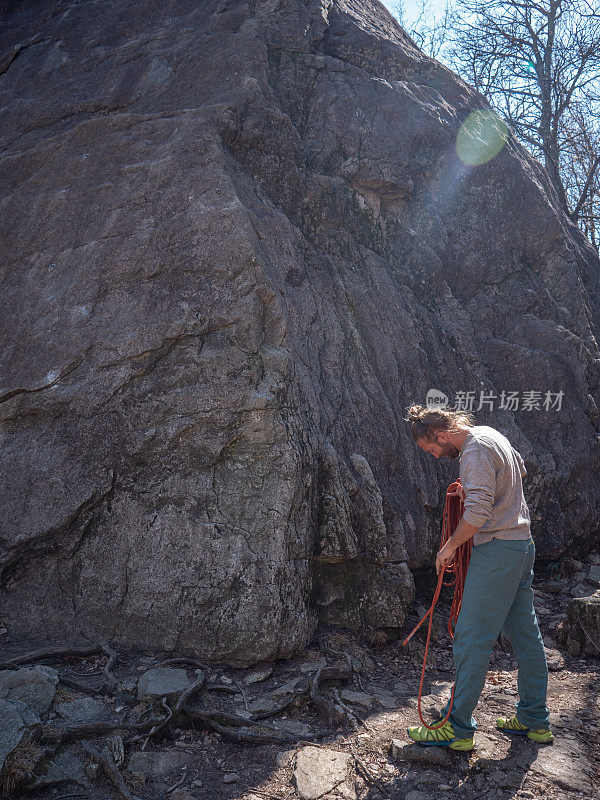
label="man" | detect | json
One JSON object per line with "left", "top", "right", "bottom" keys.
{"left": 402, "top": 404, "right": 553, "bottom": 751}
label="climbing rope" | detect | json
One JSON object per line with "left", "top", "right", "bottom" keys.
{"left": 402, "top": 478, "right": 472, "bottom": 730}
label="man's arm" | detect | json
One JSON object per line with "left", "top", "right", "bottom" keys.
{"left": 436, "top": 447, "right": 496, "bottom": 575}
{"left": 515, "top": 449, "right": 527, "bottom": 479}
{"left": 436, "top": 517, "right": 481, "bottom": 575}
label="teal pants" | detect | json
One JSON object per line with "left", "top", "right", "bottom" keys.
{"left": 439, "top": 537, "right": 550, "bottom": 738}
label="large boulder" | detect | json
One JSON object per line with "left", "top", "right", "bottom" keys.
{"left": 0, "top": 0, "right": 599, "bottom": 663}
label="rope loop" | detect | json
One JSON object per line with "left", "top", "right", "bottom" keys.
{"left": 402, "top": 479, "right": 472, "bottom": 729}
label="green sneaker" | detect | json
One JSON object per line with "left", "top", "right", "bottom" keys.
{"left": 407, "top": 719, "right": 474, "bottom": 751}
{"left": 497, "top": 715, "right": 554, "bottom": 743}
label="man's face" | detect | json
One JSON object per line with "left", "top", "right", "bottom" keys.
{"left": 417, "top": 432, "right": 460, "bottom": 460}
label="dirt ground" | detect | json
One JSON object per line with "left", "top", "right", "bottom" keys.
{"left": 1, "top": 561, "right": 599, "bottom": 800}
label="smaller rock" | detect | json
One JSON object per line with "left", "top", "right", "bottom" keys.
{"left": 543, "top": 581, "right": 565, "bottom": 593}
{"left": 55, "top": 697, "right": 115, "bottom": 723}
{"left": 83, "top": 763, "right": 99, "bottom": 780}
{"left": 9, "top": 699, "right": 40, "bottom": 726}
{"left": 293, "top": 746, "right": 354, "bottom": 800}
{"left": 570, "top": 583, "right": 594, "bottom": 598}
{"left": 587, "top": 565, "right": 600, "bottom": 587}
{"left": 170, "top": 792, "right": 195, "bottom": 800}
{"left": 137, "top": 668, "right": 191, "bottom": 699}
{"left": 299, "top": 659, "right": 327, "bottom": 673}
{"left": 32, "top": 750, "right": 91, "bottom": 789}
{"left": 271, "top": 719, "right": 314, "bottom": 738}
{"left": 244, "top": 667, "right": 273, "bottom": 683}
{"left": 393, "top": 681, "right": 418, "bottom": 694}
{"left": 530, "top": 733, "right": 591, "bottom": 791}
{"left": 0, "top": 665, "right": 59, "bottom": 713}
{"left": 469, "top": 732, "right": 500, "bottom": 769}
{"left": 390, "top": 740, "right": 451, "bottom": 767}
{"left": 417, "top": 768, "right": 442, "bottom": 783}
{"left": 439, "top": 785, "right": 452, "bottom": 791}
{"left": 555, "top": 713, "right": 582, "bottom": 729}
{"left": 562, "top": 558, "right": 583, "bottom": 571}
{"left": 127, "top": 750, "right": 190, "bottom": 777}
{"left": 247, "top": 677, "right": 304, "bottom": 714}
{"left": 368, "top": 687, "right": 400, "bottom": 709}
{"left": 544, "top": 648, "right": 565, "bottom": 671}
{"left": 0, "top": 699, "right": 29, "bottom": 772}
{"left": 191, "top": 779, "right": 203, "bottom": 787}
{"left": 223, "top": 773, "right": 239, "bottom": 783}
{"left": 340, "top": 689, "right": 377, "bottom": 711}
{"left": 275, "top": 749, "right": 295, "bottom": 768}
{"left": 429, "top": 681, "right": 452, "bottom": 696}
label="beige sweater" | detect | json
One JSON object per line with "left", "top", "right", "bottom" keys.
{"left": 459, "top": 425, "right": 531, "bottom": 545}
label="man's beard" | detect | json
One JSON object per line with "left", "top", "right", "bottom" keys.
{"left": 440, "top": 442, "right": 460, "bottom": 459}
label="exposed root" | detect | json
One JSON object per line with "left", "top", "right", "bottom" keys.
{"left": 39, "top": 720, "right": 133, "bottom": 746}
{"left": 185, "top": 708, "right": 296, "bottom": 744}
{"left": 355, "top": 755, "right": 390, "bottom": 797}
{"left": 154, "top": 657, "right": 207, "bottom": 670}
{"left": 0, "top": 644, "right": 101, "bottom": 669}
{"left": 0, "top": 641, "right": 118, "bottom": 694}
{"left": 130, "top": 697, "right": 173, "bottom": 750}
{"left": 3, "top": 639, "right": 362, "bottom": 791}
{"left": 81, "top": 741, "right": 134, "bottom": 800}
{"left": 101, "top": 642, "right": 118, "bottom": 689}
{"left": 58, "top": 675, "right": 102, "bottom": 695}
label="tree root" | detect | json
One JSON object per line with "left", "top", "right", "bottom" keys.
{"left": 309, "top": 663, "right": 352, "bottom": 726}
{"left": 9, "top": 639, "right": 366, "bottom": 800}
{"left": 101, "top": 643, "right": 118, "bottom": 689}
{"left": 154, "top": 657, "right": 207, "bottom": 670}
{"left": 331, "top": 687, "right": 373, "bottom": 732}
{"left": 0, "top": 641, "right": 118, "bottom": 694}
{"left": 58, "top": 675, "right": 102, "bottom": 695}
{"left": 355, "top": 756, "right": 390, "bottom": 797}
{"left": 164, "top": 769, "right": 187, "bottom": 794}
{"left": 185, "top": 709, "right": 295, "bottom": 744}
{"left": 128, "top": 697, "right": 173, "bottom": 749}
{"left": 0, "top": 644, "right": 101, "bottom": 669}
{"left": 39, "top": 721, "right": 134, "bottom": 746}
{"left": 81, "top": 742, "right": 134, "bottom": 800}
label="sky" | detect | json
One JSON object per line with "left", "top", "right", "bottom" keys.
{"left": 380, "top": 0, "right": 450, "bottom": 28}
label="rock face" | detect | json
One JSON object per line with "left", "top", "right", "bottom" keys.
{"left": 0, "top": 0, "right": 599, "bottom": 663}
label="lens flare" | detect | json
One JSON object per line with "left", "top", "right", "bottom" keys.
{"left": 456, "top": 109, "right": 509, "bottom": 166}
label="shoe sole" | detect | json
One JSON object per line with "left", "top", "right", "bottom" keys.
{"left": 407, "top": 728, "right": 474, "bottom": 751}
{"left": 497, "top": 726, "right": 554, "bottom": 743}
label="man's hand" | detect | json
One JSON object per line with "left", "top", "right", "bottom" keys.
{"left": 436, "top": 540, "right": 457, "bottom": 576}
{"left": 448, "top": 484, "right": 466, "bottom": 502}
{"left": 435, "top": 518, "right": 480, "bottom": 576}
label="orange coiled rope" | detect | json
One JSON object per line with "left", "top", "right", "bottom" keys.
{"left": 402, "top": 479, "right": 472, "bottom": 729}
